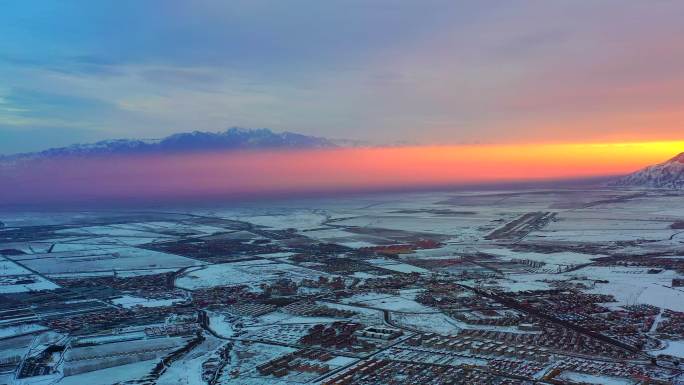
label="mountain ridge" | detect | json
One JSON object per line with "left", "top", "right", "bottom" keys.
{"left": 0, "top": 127, "right": 336, "bottom": 162}
{"left": 612, "top": 152, "right": 684, "bottom": 189}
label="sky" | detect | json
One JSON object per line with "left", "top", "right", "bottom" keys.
{"left": 2, "top": 0, "right": 684, "bottom": 154}
{"left": 2, "top": 141, "right": 683, "bottom": 206}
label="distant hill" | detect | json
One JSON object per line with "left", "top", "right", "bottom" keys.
{"left": 0, "top": 128, "right": 336, "bottom": 162}
{"left": 612, "top": 152, "right": 684, "bottom": 189}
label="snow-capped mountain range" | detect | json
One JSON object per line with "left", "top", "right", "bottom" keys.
{"left": 0, "top": 128, "right": 336, "bottom": 162}
{"left": 612, "top": 152, "right": 684, "bottom": 189}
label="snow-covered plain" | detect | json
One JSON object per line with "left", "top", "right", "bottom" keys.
{"left": 557, "top": 371, "right": 636, "bottom": 385}
{"left": 579, "top": 267, "right": 684, "bottom": 311}
{"left": 366, "top": 257, "right": 429, "bottom": 274}
{"left": 8, "top": 246, "right": 203, "bottom": 275}
{"left": 3, "top": 188, "right": 684, "bottom": 384}
{"left": 176, "top": 259, "right": 331, "bottom": 290}
{"left": 339, "top": 291, "right": 434, "bottom": 313}
{"left": 654, "top": 340, "right": 684, "bottom": 358}
{"left": 58, "top": 359, "right": 160, "bottom": 385}
{"left": 0, "top": 256, "right": 60, "bottom": 293}
{"left": 112, "top": 294, "right": 186, "bottom": 308}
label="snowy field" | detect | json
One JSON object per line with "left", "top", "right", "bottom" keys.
{"left": 0, "top": 324, "right": 47, "bottom": 339}
{"left": 176, "top": 259, "right": 332, "bottom": 290}
{"left": 112, "top": 294, "right": 186, "bottom": 308}
{"left": 556, "top": 371, "right": 636, "bottom": 385}
{"left": 476, "top": 247, "right": 600, "bottom": 267}
{"left": 227, "top": 209, "right": 328, "bottom": 230}
{"left": 339, "top": 291, "right": 434, "bottom": 313}
{"left": 654, "top": 340, "right": 684, "bottom": 358}
{"left": 578, "top": 267, "right": 684, "bottom": 311}
{"left": 57, "top": 359, "right": 160, "bottom": 385}
{"left": 7, "top": 246, "right": 203, "bottom": 275}
{"left": 366, "top": 257, "right": 429, "bottom": 274}
{"left": 0, "top": 256, "right": 60, "bottom": 293}
{"left": 391, "top": 312, "right": 461, "bottom": 334}
{"left": 2, "top": 188, "right": 684, "bottom": 384}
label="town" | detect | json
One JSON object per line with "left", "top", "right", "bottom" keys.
{"left": 1, "top": 189, "right": 683, "bottom": 385}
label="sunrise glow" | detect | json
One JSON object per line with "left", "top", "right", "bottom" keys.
{"left": 2, "top": 140, "right": 681, "bottom": 205}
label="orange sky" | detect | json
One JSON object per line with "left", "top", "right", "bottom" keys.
{"left": 197, "top": 141, "right": 684, "bottom": 191}
{"left": 2, "top": 140, "right": 682, "bottom": 205}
